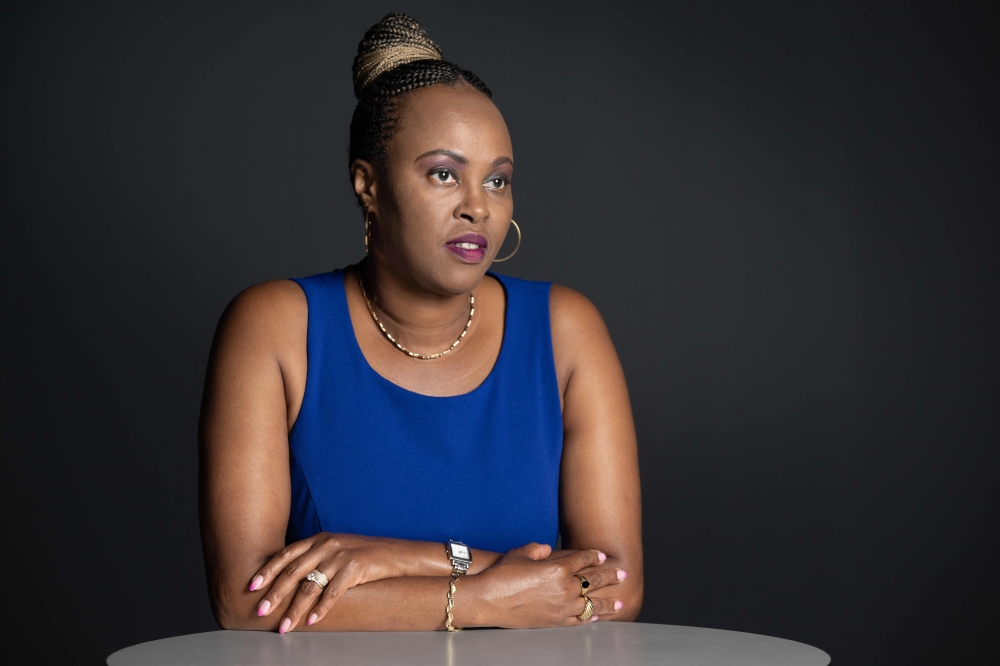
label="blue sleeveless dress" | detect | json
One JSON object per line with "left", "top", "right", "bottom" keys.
{"left": 285, "top": 269, "right": 563, "bottom": 553}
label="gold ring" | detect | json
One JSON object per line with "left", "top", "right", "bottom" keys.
{"left": 306, "top": 569, "right": 329, "bottom": 589}
{"left": 578, "top": 596, "right": 595, "bottom": 621}
{"left": 577, "top": 575, "right": 591, "bottom": 597}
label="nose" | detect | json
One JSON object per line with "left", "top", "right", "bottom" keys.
{"left": 456, "top": 183, "right": 489, "bottom": 224}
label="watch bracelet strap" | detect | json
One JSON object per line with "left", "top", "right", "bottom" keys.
{"left": 445, "top": 570, "right": 462, "bottom": 632}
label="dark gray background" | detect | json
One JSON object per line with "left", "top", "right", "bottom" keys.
{"left": 1, "top": 1, "right": 997, "bottom": 664}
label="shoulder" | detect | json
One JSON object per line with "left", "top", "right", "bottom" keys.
{"left": 492, "top": 275, "right": 608, "bottom": 349}
{"left": 214, "top": 279, "right": 307, "bottom": 358}
{"left": 548, "top": 284, "right": 616, "bottom": 393}
{"left": 222, "top": 279, "right": 306, "bottom": 329}
{"left": 548, "top": 284, "right": 610, "bottom": 347}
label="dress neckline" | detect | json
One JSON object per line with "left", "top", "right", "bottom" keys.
{"left": 336, "top": 269, "right": 510, "bottom": 400}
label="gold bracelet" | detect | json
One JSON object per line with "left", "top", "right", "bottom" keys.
{"left": 445, "top": 571, "right": 462, "bottom": 632}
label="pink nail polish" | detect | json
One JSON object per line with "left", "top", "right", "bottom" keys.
{"left": 617, "top": 569, "right": 627, "bottom": 581}
{"left": 598, "top": 552, "right": 607, "bottom": 563}
{"left": 614, "top": 600, "right": 623, "bottom": 611}
{"left": 307, "top": 613, "right": 318, "bottom": 626}
{"left": 257, "top": 600, "right": 271, "bottom": 616}
{"left": 591, "top": 615, "right": 599, "bottom": 622}
{"left": 278, "top": 617, "right": 291, "bottom": 634}
{"left": 249, "top": 575, "right": 264, "bottom": 592}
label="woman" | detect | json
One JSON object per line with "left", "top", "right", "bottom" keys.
{"left": 199, "top": 14, "right": 642, "bottom": 634}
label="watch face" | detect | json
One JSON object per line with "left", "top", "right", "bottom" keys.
{"left": 449, "top": 543, "right": 470, "bottom": 560}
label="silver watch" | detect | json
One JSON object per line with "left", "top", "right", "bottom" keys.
{"left": 446, "top": 540, "right": 472, "bottom": 575}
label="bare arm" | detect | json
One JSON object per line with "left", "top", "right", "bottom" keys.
{"left": 551, "top": 285, "right": 644, "bottom": 621}
{"left": 198, "top": 281, "right": 298, "bottom": 630}
{"left": 209, "top": 544, "right": 616, "bottom": 632}
{"left": 198, "top": 281, "right": 627, "bottom": 631}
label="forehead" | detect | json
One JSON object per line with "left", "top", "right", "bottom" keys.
{"left": 389, "top": 84, "right": 512, "bottom": 163}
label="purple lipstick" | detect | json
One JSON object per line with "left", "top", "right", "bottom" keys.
{"left": 445, "top": 232, "right": 488, "bottom": 263}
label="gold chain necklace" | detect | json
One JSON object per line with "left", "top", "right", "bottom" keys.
{"left": 357, "top": 265, "right": 474, "bottom": 360}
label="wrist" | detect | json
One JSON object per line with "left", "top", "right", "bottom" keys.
{"left": 393, "top": 539, "right": 453, "bottom": 577}
{"left": 450, "top": 572, "right": 489, "bottom": 629}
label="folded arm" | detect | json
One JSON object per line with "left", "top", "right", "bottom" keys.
{"left": 550, "top": 285, "right": 644, "bottom": 621}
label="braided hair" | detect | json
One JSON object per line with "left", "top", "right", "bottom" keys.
{"left": 348, "top": 14, "right": 492, "bottom": 174}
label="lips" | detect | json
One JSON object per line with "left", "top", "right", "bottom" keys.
{"left": 445, "top": 232, "right": 488, "bottom": 263}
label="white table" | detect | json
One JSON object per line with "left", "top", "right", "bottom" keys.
{"left": 108, "top": 622, "right": 831, "bottom": 665}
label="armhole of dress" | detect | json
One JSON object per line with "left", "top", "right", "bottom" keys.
{"left": 542, "top": 282, "right": 564, "bottom": 421}
{"left": 285, "top": 276, "right": 324, "bottom": 543}
{"left": 286, "top": 442, "right": 323, "bottom": 543}
{"left": 543, "top": 281, "right": 565, "bottom": 550}
{"left": 286, "top": 277, "right": 311, "bottom": 440}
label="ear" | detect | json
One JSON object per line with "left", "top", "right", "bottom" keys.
{"left": 351, "top": 159, "right": 378, "bottom": 212}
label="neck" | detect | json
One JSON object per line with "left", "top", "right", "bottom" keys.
{"left": 359, "top": 257, "right": 474, "bottom": 356}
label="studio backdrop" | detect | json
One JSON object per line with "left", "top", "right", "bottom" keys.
{"left": 1, "top": 1, "right": 997, "bottom": 664}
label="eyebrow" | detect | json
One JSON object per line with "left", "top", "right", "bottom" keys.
{"left": 414, "top": 149, "right": 513, "bottom": 169}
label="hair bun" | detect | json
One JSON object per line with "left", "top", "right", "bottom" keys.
{"left": 353, "top": 14, "right": 444, "bottom": 98}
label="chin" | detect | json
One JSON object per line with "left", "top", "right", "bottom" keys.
{"left": 435, "top": 257, "right": 490, "bottom": 295}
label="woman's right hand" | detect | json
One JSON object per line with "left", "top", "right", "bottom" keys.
{"left": 463, "top": 543, "right": 627, "bottom": 628}
{"left": 247, "top": 533, "right": 413, "bottom": 633}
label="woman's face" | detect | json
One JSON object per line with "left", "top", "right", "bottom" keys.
{"left": 365, "top": 83, "right": 514, "bottom": 295}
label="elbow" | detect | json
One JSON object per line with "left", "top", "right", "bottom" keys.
{"left": 215, "top": 608, "right": 239, "bottom": 631}
{"left": 624, "top": 585, "right": 644, "bottom": 621}
{"left": 214, "top": 604, "right": 248, "bottom": 631}
{"left": 211, "top": 584, "right": 254, "bottom": 631}
{"left": 614, "top": 579, "right": 644, "bottom": 622}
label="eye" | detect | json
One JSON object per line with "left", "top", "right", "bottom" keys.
{"left": 485, "top": 175, "right": 509, "bottom": 191}
{"left": 431, "top": 168, "right": 457, "bottom": 185}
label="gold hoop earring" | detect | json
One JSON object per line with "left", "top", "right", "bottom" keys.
{"left": 492, "top": 219, "right": 521, "bottom": 263}
{"left": 364, "top": 208, "right": 372, "bottom": 255}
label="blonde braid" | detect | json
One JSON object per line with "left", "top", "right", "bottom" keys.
{"left": 352, "top": 14, "right": 443, "bottom": 97}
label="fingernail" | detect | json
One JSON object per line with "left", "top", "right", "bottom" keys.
{"left": 257, "top": 600, "right": 271, "bottom": 616}
{"left": 278, "top": 617, "right": 291, "bottom": 634}
{"left": 617, "top": 569, "right": 627, "bottom": 581}
{"left": 614, "top": 600, "right": 623, "bottom": 611}
{"left": 249, "top": 575, "right": 264, "bottom": 592}
{"left": 598, "top": 552, "right": 607, "bottom": 563}
{"left": 591, "top": 615, "right": 599, "bottom": 622}
{"left": 307, "top": 613, "right": 318, "bottom": 626}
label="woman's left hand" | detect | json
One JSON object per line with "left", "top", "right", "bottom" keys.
{"left": 247, "top": 533, "right": 409, "bottom": 632}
